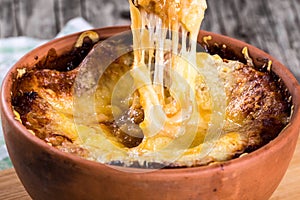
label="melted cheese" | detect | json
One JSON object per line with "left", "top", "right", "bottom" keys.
{"left": 81, "top": 0, "right": 230, "bottom": 165}
{"left": 16, "top": 1, "right": 275, "bottom": 167}
{"left": 128, "top": 0, "right": 209, "bottom": 157}
{"left": 82, "top": 53, "right": 246, "bottom": 166}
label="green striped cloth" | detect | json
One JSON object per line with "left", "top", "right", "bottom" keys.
{"left": 0, "top": 17, "right": 93, "bottom": 170}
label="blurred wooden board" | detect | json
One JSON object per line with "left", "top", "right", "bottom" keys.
{"left": 0, "top": 169, "right": 30, "bottom": 200}
{"left": 0, "top": 135, "right": 299, "bottom": 199}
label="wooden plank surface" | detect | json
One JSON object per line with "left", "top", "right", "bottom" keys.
{"left": 17, "top": 0, "right": 58, "bottom": 39}
{"left": 0, "top": 135, "right": 299, "bottom": 199}
{"left": 0, "top": 169, "right": 30, "bottom": 200}
{"left": 0, "top": 0, "right": 18, "bottom": 37}
{"left": 202, "top": 0, "right": 300, "bottom": 81}
{"left": 56, "top": 0, "right": 82, "bottom": 29}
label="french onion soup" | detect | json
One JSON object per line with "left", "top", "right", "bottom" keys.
{"left": 12, "top": 0, "right": 292, "bottom": 168}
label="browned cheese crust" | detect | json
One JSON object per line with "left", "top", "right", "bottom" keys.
{"left": 11, "top": 40, "right": 292, "bottom": 167}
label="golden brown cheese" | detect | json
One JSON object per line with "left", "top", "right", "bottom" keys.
{"left": 127, "top": 0, "right": 215, "bottom": 162}
{"left": 12, "top": 47, "right": 291, "bottom": 167}
{"left": 131, "top": 0, "right": 207, "bottom": 39}
{"left": 11, "top": 0, "right": 291, "bottom": 167}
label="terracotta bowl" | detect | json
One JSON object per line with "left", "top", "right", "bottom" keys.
{"left": 1, "top": 26, "right": 300, "bottom": 200}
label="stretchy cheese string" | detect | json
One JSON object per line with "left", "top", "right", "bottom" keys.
{"left": 74, "top": 0, "right": 230, "bottom": 167}
{"left": 128, "top": 0, "right": 208, "bottom": 155}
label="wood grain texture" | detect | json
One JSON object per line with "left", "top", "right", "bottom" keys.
{"left": 202, "top": 0, "right": 300, "bottom": 81}
{"left": 56, "top": 0, "right": 82, "bottom": 30}
{"left": 0, "top": 0, "right": 18, "bottom": 37}
{"left": 82, "top": 0, "right": 130, "bottom": 28}
{"left": 0, "top": 169, "right": 30, "bottom": 200}
{"left": 16, "top": 0, "right": 57, "bottom": 39}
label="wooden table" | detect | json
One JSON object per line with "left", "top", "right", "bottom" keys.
{"left": 0, "top": 135, "right": 299, "bottom": 199}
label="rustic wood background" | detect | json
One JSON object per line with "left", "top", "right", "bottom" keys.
{"left": 0, "top": 0, "right": 299, "bottom": 81}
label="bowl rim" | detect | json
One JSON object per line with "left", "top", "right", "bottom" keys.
{"left": 1, "top": 26, "right": 300, "bottom": 176}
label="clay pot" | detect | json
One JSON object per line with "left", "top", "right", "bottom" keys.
{"left": 1, "top": 27, "right": 300, "bottom": 200}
